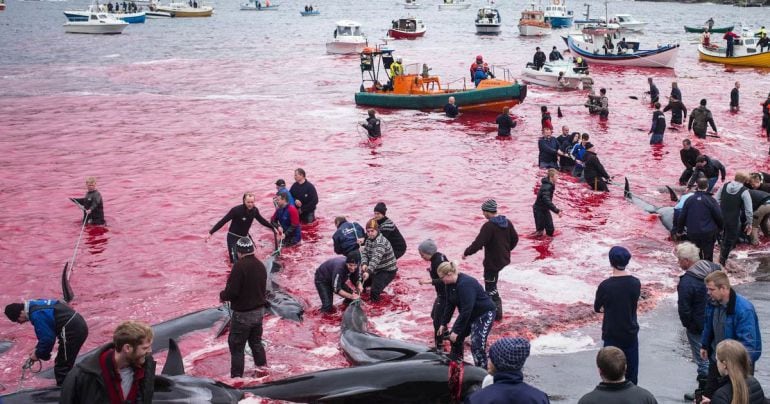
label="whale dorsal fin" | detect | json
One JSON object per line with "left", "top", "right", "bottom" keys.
{"left": 161, "top": 338, "right": 185, "bottom": 376}
{"left": 666, "top": 185, "right": 680, "bottom": 202}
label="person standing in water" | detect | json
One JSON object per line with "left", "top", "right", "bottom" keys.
{"left": 361, "top": 109, "right": 381, "bottom": 140}
{"left": 71, "top": 177, "right": 105, "bottom": 225}
{"left": 207, "top": 192, "right": 280, "bottom": 264}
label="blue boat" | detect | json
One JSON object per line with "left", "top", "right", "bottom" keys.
{"left": 64, "top": 9, "right": 146, "bottom": 23}
{"left": 300, "top": 9, "right": 319, "bottom": 16}
{"left": 543, "top": 1, "right": 572, "bottom": 28}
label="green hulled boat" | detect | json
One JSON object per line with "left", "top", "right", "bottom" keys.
{"left": 684, "top": 25, "right": 734, "bottom": 33}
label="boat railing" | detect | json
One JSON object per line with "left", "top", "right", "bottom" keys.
{"left": 443, "top": 76, "right": 468, "bottom": 91}
{"left": 490, "top": 64, "right": 513, "bottom": 82}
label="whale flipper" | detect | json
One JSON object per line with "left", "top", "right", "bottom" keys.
{"left": 162, "top": 339, "right": 185, "bottom": 376}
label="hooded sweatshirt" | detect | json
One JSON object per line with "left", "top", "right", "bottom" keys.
{"left": 678, "top": 260, "right": 721, "bottom": 335}
{"left": 716, "top": 181, "right": 753, "bottom": 228}
{"left": 464, "top": 215, "right": 519, "bottom": 272}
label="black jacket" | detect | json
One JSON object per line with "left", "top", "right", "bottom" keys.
{"left": 710, "top": 375, "right": 765, "bottom": 404}
{"left": 210, "top": 204, "right": 274, "bottom": 237}
{"left": 428, "top": 252, "right": 449, "bottom": 299}
{"left": 290, "top": 180, "right": 319, "bottom": 214}
{"left": 749, "top": 189, "right": 770, "bottom": 211}
{"left": 60, "top": 343, "right": 156, "bottom": 404}
{"left": 464, "top": 215, "right": 518, "bottom": 272}
{"left": 442, "top": 273, "right": 496, "bottom": 337}
{"left": 533, "top": 51, "right": 546, "bottom": 65}
{"left": 362, "top": 116, "right": 381, "bottom": 138}
{"left": 687, "top": 157, "right": 726, "bottom": 187}
{"left": 663, "top": 99, "right": 688, "bottom": 124}
{"left": 688, "top": 105, "right": 717, "bottom": 134}
{"left": 220, "top": 255, "right": 267, "bottom": 312}
{"left": 677, "top": 260, "right": 721, "bottom": 335}
{"left": 680, "top": 146, "right": 700, "bottom": 169}
{"left": 74, "top": 190, "right": 105, "bottom": 225}
{"left": 495, "top": 113, "right": 516, "bottom": 136}
{"left": 677, "top": 190, "right": 724, "bottom": 235}
{"left": 549, "top": 49, "right": 563, "bottom": 62}
{"left": 376, "top": 217, "right": 407, "bottom": 259}
{"left": 533, "top": 177, "right": 559, "bottom": 213}
{"left": 651, "top": 110, "right": 666, "bottom": 135}
{"left": 730, "top": 87, "right": 739, "bottom": 107}
{"left": 583, "top": 151, "right": 609, "bottom": 181}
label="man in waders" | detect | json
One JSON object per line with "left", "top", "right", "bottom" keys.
{"left": 207, "top": 192, "right": 281, "bottom": 264}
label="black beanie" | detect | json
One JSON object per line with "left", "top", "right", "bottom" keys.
{"left": 346, "top": 251, "right": 361, "bottom": 264}
{"left": 374, "top": 202, "right": 387, "bottom": 215}
{"left": 5, "top": 303, "right": 23, "bottom": 322}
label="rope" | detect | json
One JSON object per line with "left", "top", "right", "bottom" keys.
{"left": 17, "top": 358, "right": 41, "bottom": 391}
{"left": 66, "top": 212, "right": 90, "bottom": 282}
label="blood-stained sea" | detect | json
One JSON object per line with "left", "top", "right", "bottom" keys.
{"left": 1, "top": 0, "right": 769, "bottom": 398}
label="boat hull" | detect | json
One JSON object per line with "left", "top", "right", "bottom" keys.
{"left": 476, "top": 24, "right": 501, "bottom": 35}
{"left": 355, "top": 83, "right": 527, "bottom": 112}
{"left": 519, "top": 24, "right": 550, "bottom": 36}
{"left": 326, "top": 40, "right": 367, "bottom": 54}
{"left": 521, "top": 67, "right": 592, "bottom": 90}
{"left": 698, "top": 45, "right": 770, "bottom": 67}
{"left": 241, "top": 4, "right": 279, "bottom": 10}
{"left": 619, "top": 22, "right": 646, "bottom": 31}
{"left": 438, "top": 3, "right": 471, "bottom": 10}
{"left": 545, "top": 16, "right": 572, "bottom": 28}
{"left": 146, "top": 10, "right": 174, "bottom": 17}
{"left": 404, "top": 4, "right": 421, "bottom": 8}
{"left": 64, "top": 11, "right": 146, "bottom": 23}
{"left": 387, "top": 28, "right": 426, "bottom": 39}
{"left": 684, "top": 25, "right": 734, "bottom": 33}
{"left": 567, "top": 35, "right": 679, "bottom": 68}
{"left": 64, "top": 22, "right": 128, "bottom": 34}
{"left": 299, "top": 10, "right": 319, "bottom": 15}
{"left": 154, "top": 5, "right": 212, "bottom": 17}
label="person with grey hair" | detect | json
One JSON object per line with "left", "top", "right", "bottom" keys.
{"left": 418, "top": 239, "right": 450, "bottom": 347}
{"left": 675, "top": 241, "right": 721, "bottom": 401}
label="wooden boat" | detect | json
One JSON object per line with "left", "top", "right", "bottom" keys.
{"left": 566, "top": 26, "right": 679, "bottom": 68}
{"left": 475, "top": 7, "right": 501, "bottom": 35}
{"left": 698, "top": 34, "right": 770, "bottom": 67}
{"left": 684, "top": 25, "right": 734, "bottom": 33}
{"left": 521, "top": 60, "right": 593, "bottom": 89}
{"left": 387, "top": 17, "right": 426, "bottom": 39}
{"left": 519, "top": 8, "right": 551, "bottom": 36}
{"left": 153, "top": 1, "right": 213, "bottom": 17}
{"left": 355, "top": 47, "right": 527, "bottom": 112}
{"left": 64, "top": 12, "right": 129, "bottom": 34}
{"left": 241, "top": 0, "right": 279, "bottom": 10}
{"left": 327, "top": 20, "right": 367, "bottom": 54}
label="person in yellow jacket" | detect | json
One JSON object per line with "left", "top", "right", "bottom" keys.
{"left": 390, "top": 58, "right": 404, "bottom": 78}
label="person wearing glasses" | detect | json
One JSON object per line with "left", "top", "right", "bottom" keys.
{"left": 436, "top": 261, "right": 496, "bottom": 369}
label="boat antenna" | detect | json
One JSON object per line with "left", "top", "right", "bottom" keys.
{"left": 604, "top": 0, "right": 608, "bottom": 24}
{"left": 583, "top": 3, "right": 590, "bottom": 19}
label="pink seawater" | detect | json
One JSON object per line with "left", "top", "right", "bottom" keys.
{"left": 1, "top": 0, "right": 769, "bottom": 397}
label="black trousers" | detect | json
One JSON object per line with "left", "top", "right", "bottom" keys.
{"left": 688, "top": 231, "right": 717, "bottom": 262}
{"left": 54, "top": 314, "right": 88, "bottom": 386}
{"left": 363, "top": 270, "right": 397, "bottom": 302}
{"left": 483, "top": 267, "right": 503, "bottom": 321}
{"left": 315, "top": 280, "right": 334, "bottom": 313}
{"left": 720, "top": 223, "right": 741, "bottom": 266}
{"left": 679, "top": 168, "right": 694, "bottom": 186}
{"left": 533, "top": 206, "right": 555, "bottom": 236}
{"left": 586, "top": 176, "right": 609, "bottom": 192}
{"left": 431, "top": 297, "right": 446, "bottom": 348}
{"left": 299, "top": 210, "right": 315, "bottom": 224}
{"left": 228, "top": 308, "right": 266, "bottom": 377}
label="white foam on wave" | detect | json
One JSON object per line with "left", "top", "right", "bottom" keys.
{"left": 530, "top": 331, "right": 597, "bottom": 355}
{"left": 102, "top": 54, "right": 121, "bottom": 59}
{"left": 368, "top": 312, "right": 419, "bottom": 342}
{"left": 498, "top": 263, "right": 596, "bottom": 305}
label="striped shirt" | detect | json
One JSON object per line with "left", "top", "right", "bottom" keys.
{"left": 361, "top": 233, "right": 398, "bottom": 273}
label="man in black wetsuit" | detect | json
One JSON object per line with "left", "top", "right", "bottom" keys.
{"left": 360, "top": 109, "right": 381, "bottom": 140}
{"left": 207, "top": 192, "right": 279, "bottom": 264}
{"left": 417, "top": 239, "right": 449, "bottom": 348}
{"left": 533, "top": 47, "right": 546, "bottom": 70}
{"left": 679, "top": 139, "right": 701, "bottom": 186}
{"left": 646, "top": 77, "right": 659, "bottom": 105}
{"left": 290, "top": 168, "right": 319, "bottom": 224}
{"left": 495, "top": 106, "right": 516, "bottom": 138}
{"left": 71, "top": 177, "right": 105, "bottom": 225}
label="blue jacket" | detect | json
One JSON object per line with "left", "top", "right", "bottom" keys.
{"left": 702, "top": 289, "right": 762, "bottom": 363}
{"left": 333, "top": 221, "right": 364, "bottom": 255}
{"left": 442, "top": 273, "right": 496, "bottom": 337}
{"left": 676, "top": 190, "right": 723, "bottom": 235}
{"left": 571, "top": 143, "right": 586, "bottom": 167}
{"left": 465, "top": 370, "right": 550, "bottom": 404}
{"left": 27, "top": 299, "right": 73, "bottom": 361}
{"left": 537, "top": 136, "right": 560, "bottom": 166}
{"left": 276, "top": 187, "right": 295, "bottom": 206}
{"left": 677, "top": 260, "right": 720, "bottom": 335}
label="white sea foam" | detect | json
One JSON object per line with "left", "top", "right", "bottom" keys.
{"left": 530, "top": 332, "right": 597, "bottom": 355}
{"left": 369, "top": 312, "right": 419, "bottom": 342}
{"left": 309, "top": 344, "right": 341, "bottom": 358}
{"left": 498, "top": 264, "right": 596, "bottom": 304}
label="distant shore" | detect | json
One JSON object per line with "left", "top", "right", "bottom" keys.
{"left": 635, "top": 0, "right": 765, "bottom": 4}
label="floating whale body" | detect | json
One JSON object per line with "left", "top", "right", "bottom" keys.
{"left": 624, "top": 177, "right": 675, "bottom": 232}
{"left": 340, "top": 301, "right": 438, "bottom": 365}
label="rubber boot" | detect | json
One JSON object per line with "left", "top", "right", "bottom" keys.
{"left": 491, "top": 294, "right": 503, "bottom": 322}
{"left": 685, "top": 375, "right": 708, "bottom": 401}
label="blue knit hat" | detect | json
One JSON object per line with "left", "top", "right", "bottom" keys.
{"left": 609, "top": 246, "right": 631, "bottom": 270}
{"left": 489, "top": 337, "right": 530, "bottom": 372}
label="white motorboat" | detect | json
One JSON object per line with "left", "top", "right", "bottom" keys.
{"left": 403, "top": 0, "right": 422, "bottom": 9}
{"left": 326, "top": 20, "right": 367, "bottom": 54}
{"left": 240, "top": 0, "right": 279, "bottom": 10}
{"left": 475, "top": 7, "right": 501, "bottom": 35}
{"left": 64, "top": 12, "right": 129, "bottom": 34}
{"left": 518, "top": 7, "right": 551, "bottom": 36}
{"left": 65, "top": 4, "right": 147, "bottom": 23}
{"left": 609, "top": 14, "right": 647, "bottom": 32}
{"left": 153, "top": 1, "right": 213, "bottom": 17}
{"left": 438, "top": 0, "right": 471, "bottom": 11}
{"left": 521, "top": 60, "right": 593, "bottom": 89}
{"left": 565, "top": 26, "right": 679, "bottom": 68}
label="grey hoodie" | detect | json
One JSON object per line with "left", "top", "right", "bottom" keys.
{"left": 716, "top": 181, "right": 753, "bottom": 227}
{"left": 687, "top": 260, "right": 721, "bottom": 279}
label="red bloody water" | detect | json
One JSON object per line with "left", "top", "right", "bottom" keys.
{"left": 1, "top": 0, "right": 769, "bottom": 397}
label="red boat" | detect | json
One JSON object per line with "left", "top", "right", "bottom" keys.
{"left": 387, "top": 17, "right": 426, "bottom": 39}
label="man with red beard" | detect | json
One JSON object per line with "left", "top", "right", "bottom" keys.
{"left": 61, "top": 321, "right": 155, "bottom": 404}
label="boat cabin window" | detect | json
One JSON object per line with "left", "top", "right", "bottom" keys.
{"left": 352, "top": 26, "right": 361, "bottom": 35}
{"left": 338, "top": 26, "right": 352, "bottom": 35}
{"left": 90, "top": 14, "right": 98, "bottom": 20}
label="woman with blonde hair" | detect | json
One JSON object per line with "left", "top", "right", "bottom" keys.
{"left": 704, "top": 339, "right": 765, "bottom": 404}
{"left": 436, "top": 261, "right": 496, "bottom": 369}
